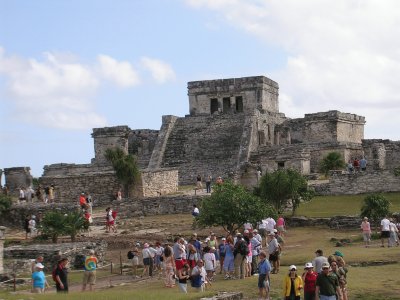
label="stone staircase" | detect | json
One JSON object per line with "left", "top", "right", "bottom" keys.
{"left": 160, "top": 114, "right": 247, "bottom": 185}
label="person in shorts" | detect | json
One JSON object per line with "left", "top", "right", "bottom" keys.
{"left": 82, "top": 250, "right": 97, "bottom": 291}
{"left": 257, "top": 251, "right": 271, "bottom": 300}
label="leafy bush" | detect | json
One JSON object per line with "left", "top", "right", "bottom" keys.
{"left": 319, "top": 152, "right": 345, "bottom": 176}
{"left": 0, "top": 194, "right": 12, "bottom": 215}
{"left": 394, "top": 167, "right": 400, "bottom": 177}
{"left": 259, "top": 169, "right": 314, "bottom": 215}
{"left": 41, "top": 210, "right": 86, "bottom": 243}
{"left": 360, "top": 194, "right": 391, "bottom": 229}
{"left": 195, "top": 180, "right": 276, "bottom": 234}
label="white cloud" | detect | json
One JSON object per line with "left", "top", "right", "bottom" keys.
{"left": 0, "top": 48, "right": 175, "bottom": 130}
{"left": 185, "top": 0, "right": 400, "bottom": 140}
{"left": 97, "top": 54, "right": 140, "bottom": 87}
{"left": 0, "top": 48, "right": 105, "bottom": 130}
{"left": 140, "top": 57, "right": 176, "bottom": 83}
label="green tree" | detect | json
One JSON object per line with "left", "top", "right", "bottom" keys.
{"left": 41, "top": 210, "right": 87, "bottom": 243}
{"left": 0, "top": 194, "right": 12, "bottom": 215}
{"left": 105, "top": 147, "right": 140, "bottom": 197}
{"left": 360, "top": 194, "right": 391, "bottom": 230}
{"left": 41, "top": 211, "right": 66, "bottom": 243}
{"left": 63, "top": 211, "right": 87, "bottom": 242}
{"left": 194, "top": 181, "right": 276, "bottom": 235}
{"left": 259, "top": 169, "right": 314, "bottom": 215}
{"left": 319, "top": 152, "right": 346, "bottom": 176}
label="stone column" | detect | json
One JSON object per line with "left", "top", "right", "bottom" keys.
{"left": 91, "top": 126, "right": 131, "bottom": 165}
{"left": 0, "top": 226, "right": 6, "bottom": 274}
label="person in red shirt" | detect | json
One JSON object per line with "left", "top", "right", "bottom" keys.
{"left": 79, "top": 192, "right": 87, "bottom": 210}
{"left": 302, "top": 262, "right": 318, "bottom": 300}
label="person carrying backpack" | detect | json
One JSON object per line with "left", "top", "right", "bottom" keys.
{"left": 233, "top": 233, "right": 247, "bottom": 279}
{"left": 53, "top": 258, "right": 69, "bottom": 293}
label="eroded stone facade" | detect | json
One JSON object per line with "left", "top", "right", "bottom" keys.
{"left": 3, "top": 75, "right": 399, "bottom": 197}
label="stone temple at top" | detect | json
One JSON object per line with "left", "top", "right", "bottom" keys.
{"left": 3, "top": 75, "right": 400, "bottom": 200}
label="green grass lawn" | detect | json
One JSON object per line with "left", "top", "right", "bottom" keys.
{"left": 295, "top": 192, "right": 400, "bottom": 217}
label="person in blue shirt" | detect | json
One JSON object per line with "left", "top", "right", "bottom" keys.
{"left": 32, "top": 263, "right": 49, "bottom": 293}
{"left": 257, "top": 251, "right": 271, "bottom": 300}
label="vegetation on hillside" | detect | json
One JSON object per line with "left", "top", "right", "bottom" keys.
{"left": 195, "top": 180, "right": 276, "bottom": 234}
{"left": 104, "top": 147, "right": 140, "bottom": 197}
{"left": 41, "top": 210, "right": 87, "bottom": 243}
{"left": 360, "top": 194, "right": 391, "bottom": 229}
{"left": 0, "top": 194, "right": 12, "bottom": 215}
{"left": 258, "top": 169, "right": 314, "bottom": 215}
{"left": 319, "top": 151, "right": 346, "bottom": 176}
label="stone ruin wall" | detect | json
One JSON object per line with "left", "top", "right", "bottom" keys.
{"left": 286, "top": 111, "right": 365, "bottom": 144}
{"left": 3, "top": 167, "right": 33, "bottom": 196}
{"left": 91, "top": 126, "right": 131, "bottom": 164}
{"left": 188, "top": 76, "right": 279, "bottom": 116}
{"left": 362, "top": 139, "right": 400, "bottom": 170}
{"left": 3, "top": 240, "right": 107, "bottom": 274}
{"left": 133, "top": 169, "right": 178, "bottom": 198}
{"left": 128, "top": 129, "right": 159, "bottom": 168}
{"left": 40, "top": 170, "right": 120, "bottom": 206}
{"left": 312, "top": 170, "right": 400, "bottom": 195}
{"left": 40, "top": 166, "right": 179, "bottom": 204}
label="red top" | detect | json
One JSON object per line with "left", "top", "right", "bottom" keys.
{"left": 303, "top": 271, "right": 318, "bottom": 293}
{"left": 79, "top": 195, "right": 86, "bottom": 206}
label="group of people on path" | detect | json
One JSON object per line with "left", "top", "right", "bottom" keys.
{"left": 18, "top": 185, "right": 55, "bottom": 204}
{"left": 30, "top": 249, "right": 98, "bottom": 294}
{"left": 281, "top": 249, "right": 348, "bottom": 300}
{"left": 195, "top": 174, "right": 224, "bottom": 194}
{"left": 347, "top": 157, "right": 367, "bottom": 174}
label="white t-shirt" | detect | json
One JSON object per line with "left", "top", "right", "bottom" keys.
{"left": 381, "top": 218, "right": 390, "bottom": 231}
{"left": 265, "top": 218, "right": 276, "bottom": 232}
{"left": 203, "top": 252, "right": 215, "bottom": 271}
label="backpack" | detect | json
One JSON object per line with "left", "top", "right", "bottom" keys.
{"left": 239, "top": 240, "right": 248, "bottom": 256}
{"left": 127, "top": 250, "right": 135, "bottom": 259}
{"left": 111, "top": 210, "right": 117, "bottom": 219}
{"left": 52, "top": 266, "right": 58, "bottom": 282}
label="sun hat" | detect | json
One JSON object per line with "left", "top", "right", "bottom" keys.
{"left": 268, "top": 232, "right": 275, "bottom": 236}
{"left": 304, "top": 262, "right": 313, "bottom": 269}
{"left": 35, "top": 263, "right": 44, "bottom": 269}
{"left": 333, "top": 250, "right": 344, "bottom": 257}
{"left": 221, "top": 237, "right": 226, "bottom": 241}
{"left": 289, "top": 265, "right": 297, "bottom": 271}
{"left": 322, "top": 262, "right": 330, "bottom": 269}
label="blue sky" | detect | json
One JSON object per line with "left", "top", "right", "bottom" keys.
{"left": 1, "top": 0, "right": 399, "bottom": 178}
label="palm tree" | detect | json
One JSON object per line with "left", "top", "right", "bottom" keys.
{"left": 319, "top": 152, "right": 345, "bottom": 176}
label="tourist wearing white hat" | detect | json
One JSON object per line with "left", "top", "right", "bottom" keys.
{"left": 302, "top": 262, "right": 318, "bottom": 300}
{"left": 32, "top": 263, "right": 50, "bottom": 293}
{"left": 283, "top": 265, "right": 303, "bottom": 300}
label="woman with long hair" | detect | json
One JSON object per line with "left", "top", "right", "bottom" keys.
{"left": 283, "top": 265, "right": 303, "bottom": 300}
{"left": 163, "top": 246, "right": 175, "bottom": 288}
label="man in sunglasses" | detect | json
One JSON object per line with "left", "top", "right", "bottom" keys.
{"left": 315, "top": 262, "right": 342, "bottom": 300}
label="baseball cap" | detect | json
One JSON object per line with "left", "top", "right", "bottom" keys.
{"left": 268, "top": 232, "right": 275, "bottom": 236}
{"left": 289, "top": 265, "right": 297, "bottom": 271}
{"left": 333, "top": 250, "right": 344, "bottom": 257}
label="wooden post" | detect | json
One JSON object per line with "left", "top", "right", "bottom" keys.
{"left": 111, "top": 262, "right": 113, "bottom": 274}
{"left": 120, "top": 251, "right": 123, "bottom": 275}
